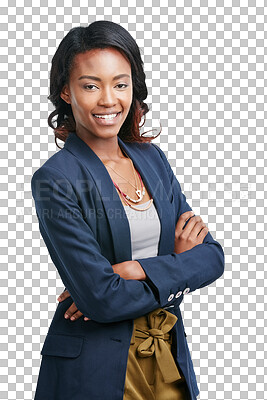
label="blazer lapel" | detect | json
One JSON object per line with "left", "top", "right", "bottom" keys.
{"left": 63, "top": 132, "right": 174, "bottom": 262}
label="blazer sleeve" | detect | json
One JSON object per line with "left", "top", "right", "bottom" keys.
{"left": 31, "top": 164, "right": 173, "bottom": 324}
{"left": 134, "top": 143, "right": 225, "bottom": 306}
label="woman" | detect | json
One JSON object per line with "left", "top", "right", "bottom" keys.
{"left": 31, "top": 20, "right": 224, "bottom": 400}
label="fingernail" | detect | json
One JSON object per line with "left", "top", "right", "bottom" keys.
{"left": 64, "top": 313, "right": 69, "bottom": 319}
{"left": 57, "top": 297, "right": 61, "bottom": 301}
{"left": 70, "top": 316, "right": 75, "bottom": 320}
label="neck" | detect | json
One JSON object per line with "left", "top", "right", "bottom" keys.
{"left": 75, "top": 131, "right": 127, "bottom": 163}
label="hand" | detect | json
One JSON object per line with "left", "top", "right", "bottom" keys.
{"left": 57, "top": 289, "right": 91, "bottom": 321}
{"left": 174, "top": 211, "right": 209, "bottom": 254}
{"left": 57, "top": 261, "right": 146, "bottom": 322}
{"left": 112, "top": 260, "right": 147, "bottom": 281}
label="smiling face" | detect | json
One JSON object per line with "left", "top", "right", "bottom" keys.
{"left": 60, "top": 47, "right": 133, "bottom": 143}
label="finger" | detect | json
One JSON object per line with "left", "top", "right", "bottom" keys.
{"left": 175, "top": 211, "right": 195, "bottom": 235}
{"left": 178, "top": 215, "right": 202, "bottom": 239}
{"left": 64, "top": 302, "right": 78, "bottom": 319}
{"left": 186, "top": 222, "right": 207, "bottom": 245}
{"left": 190, "top": 225, "right": 208, "bottom": 243}
{"left": 190, "top": 221, "right": 207, "bottom": 239}
{"left": 69, "top": 310, "right": 83, "bottom": 321}
{"left": 84, "top": 317, "right": 91, "bottom": 321}
{"left": 57, "top": 289, "right": 70, "bottom": 302}
{"left": 197, "top": 226, "right": 209, "bottom": 240}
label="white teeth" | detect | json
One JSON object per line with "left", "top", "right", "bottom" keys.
{"left": 94, "top": 113, "right": 119, "bottom": 119}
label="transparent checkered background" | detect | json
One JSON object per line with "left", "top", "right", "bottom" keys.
{"left": 1, "top": 0, "right": 266, "bottom": 399}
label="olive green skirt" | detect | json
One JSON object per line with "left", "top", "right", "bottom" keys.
{"left": 123, "top": 308, "right": 190, "bottom": 400}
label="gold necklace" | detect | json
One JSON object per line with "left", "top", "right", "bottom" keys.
{"left": 104, "top": 160, "right": 140, "bottom": 197}
{"left": 103, "top": 151, "right": 153, "bottom": 211}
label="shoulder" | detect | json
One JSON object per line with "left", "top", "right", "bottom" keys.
{"left": 33, "top": 147, "right": 75, "bottom": 175}
{"left": 31, "top": 149, "right": 77, "bottom": 199}
{"left": 31, "top": 143, "right": 89, "bottom": 190}
{"left": 137, "top": 140, "right": 169, "bottom": 163}
{"left": 138, "top": 141, "right": 172, "bottom": 175}
{"left": 149, "top": 142, "right": 169, "bottom": 165}
{"left": 127, "top": 140, "right": 167, "bottom": 164}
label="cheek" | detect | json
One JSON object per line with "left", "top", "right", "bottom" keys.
{"left": 72, "top": 95, "right": 92, "bottom": 115}
{"left": 128, "top": 87, "right": 133, "bottom": 102}
{"left": 122, "top": 91, "right": 133, "bottom": 109}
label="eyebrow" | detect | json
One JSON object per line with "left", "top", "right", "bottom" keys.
{"left": 78, "top": 74, "right": 131, "bottom": 81}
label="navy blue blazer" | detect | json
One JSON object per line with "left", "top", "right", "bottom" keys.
{"left": 31, "top": 131, "right": 224, "bottom": 400}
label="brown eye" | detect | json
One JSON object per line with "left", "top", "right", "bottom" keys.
{"left": 116, "top": 84, "right": 128, "bottom": 89}
{"left": 84, "top": 84, "right": 97, "bottom": 90}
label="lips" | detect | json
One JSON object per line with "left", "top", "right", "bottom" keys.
{"left": 92, "top": 111, "right": 122, "bottom": 125}
{"left": 93, "top": 112, "right": 121, "bottom": 118}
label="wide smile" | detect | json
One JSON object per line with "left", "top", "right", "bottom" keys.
{"left": 92, "top": 111, "right": 122, "bottom": 126}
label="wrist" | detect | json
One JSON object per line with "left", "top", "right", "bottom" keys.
{"left": 134, "top": 261, "right": 147, "bottom": 281}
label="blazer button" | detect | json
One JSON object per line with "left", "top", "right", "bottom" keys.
{"left": 175, "top": 291, "right": 183, "bottom": 298}
{"left": 168, "top": 294, "right": 174, "bottom": 301}
{"left": 183, "top": 287, "right": 190, "bottom": 295}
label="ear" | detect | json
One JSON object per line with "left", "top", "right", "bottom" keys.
{"left": 60, "top": 85, "right": 71, "bottom": 104}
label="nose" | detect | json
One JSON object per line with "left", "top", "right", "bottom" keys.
{"left": 97, "top": 87, "right": 117, "bottom": 107}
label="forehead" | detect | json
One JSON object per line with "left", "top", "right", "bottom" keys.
{"left": 70, "top": 48, "right": 131, "bottom": 77}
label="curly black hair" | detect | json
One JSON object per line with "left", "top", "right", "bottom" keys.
{"left": 47, "top": 20, "right": 162, "bottom": 148}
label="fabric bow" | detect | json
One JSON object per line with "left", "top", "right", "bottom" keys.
{"left": 134, "top": 307, "right": 182, "bottom": 383}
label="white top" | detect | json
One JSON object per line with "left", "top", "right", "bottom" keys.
{"left": 123, "top": 199, "right": 161, "bottom": 260}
